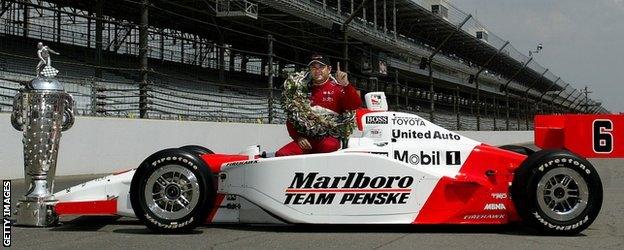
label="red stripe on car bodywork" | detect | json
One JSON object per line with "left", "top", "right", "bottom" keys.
{"left": 413, "top": 144, "right": 525, "bottom": 224}
{"left": 55, "top": 198, "right": 118, "bottom": 216}
{"left": 206, "top": 193, "right": 226, "bottom": 223}
{"left": 201, "top": 154, "right": 249, "bottom": 224}
{"left": 201, "top": 154, "right": 249, "bottom": 173}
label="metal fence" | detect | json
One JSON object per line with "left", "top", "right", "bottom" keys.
{"left": 0, "top": 0, "right": 544, "bottom": 130}
{"left": 0, "top": 73, "right": 533, "bottom": 131}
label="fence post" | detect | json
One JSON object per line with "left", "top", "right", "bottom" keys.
{"left": 455, "top": 86, "right": 460, "bottom": 130}
{"left": 139, "top": 0, "right": 149, "bottom": 118}
{"left": 267, "top": 34, "right": 274, "bottom": 124}
{"left": 394, "top": 70, "right": 399, "bottom": 109}
{"left": 90, "top": 78, "right": 97, "bottom": 116}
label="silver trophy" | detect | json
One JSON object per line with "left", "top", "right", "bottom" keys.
{"left": 11, "top": 43, "right": 74, "bottom": 226}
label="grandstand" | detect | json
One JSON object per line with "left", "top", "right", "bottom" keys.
{"left": 0, "top": 0, "right": 608, "bottom": 130}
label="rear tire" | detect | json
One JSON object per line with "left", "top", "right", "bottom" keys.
{"left": 511, "top": 150, "right": 603, "bottom": 235}
{"left": 130, "top": 148, "right": 215, "bottom": 233}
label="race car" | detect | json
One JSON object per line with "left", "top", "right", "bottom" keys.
{"left": 52, "top": 92, "right": 622, "bottom": 235}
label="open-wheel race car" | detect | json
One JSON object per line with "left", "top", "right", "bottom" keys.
{"left": 52, "top": 92, "right": 623, "bottom": 235}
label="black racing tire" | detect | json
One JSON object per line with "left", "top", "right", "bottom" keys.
{"left": 511, "top": 150, "right": 603, "bottom": 235}
{"left": 130, "top": 148, "right": 215, "bottom": 233}
{"left": 499, "top": 145, "right": 535, "bottom": 156}
{"left": 179, "top": 145, "right": 214, "bottom": 157}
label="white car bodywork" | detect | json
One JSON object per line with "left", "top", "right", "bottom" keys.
{"left": 54, "top": 92, "right": 482, "bottom": 224}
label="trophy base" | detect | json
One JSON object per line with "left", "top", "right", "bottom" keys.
{"left": 14, "top": 199, "right": 59, "bottom": 227}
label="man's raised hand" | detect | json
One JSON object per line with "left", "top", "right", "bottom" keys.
{"left": 335, "top": 62, "right": 349, "bottom": 86}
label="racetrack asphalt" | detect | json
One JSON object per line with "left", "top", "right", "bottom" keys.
{"left": 5, "top": 158, "right": 624, "bottom": 249}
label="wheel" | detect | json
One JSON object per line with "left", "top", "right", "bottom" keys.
{"left": 179, "top": 145, "right": 213, "bottom": 157}
{"left": 499, "top": 145, "right": 535, "bottom": 156}
{"left": 511, "top": 150, "right": 603, "bottom": 235}
{"left": 130, "top": 148, "right": 215, "bottom": 233}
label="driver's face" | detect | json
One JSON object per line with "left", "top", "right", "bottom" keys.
{"left": 309, "top": 63, "right": 331, "bottom": 83}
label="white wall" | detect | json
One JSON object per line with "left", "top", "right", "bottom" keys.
{"left": 459, "top": 130, "right": 533, "bottom": 147}
{"left": 0, "top": 114, "right": 292, "bottom": 179}
{"left": 0, "top": 114, "right": 533, "bottom": 179}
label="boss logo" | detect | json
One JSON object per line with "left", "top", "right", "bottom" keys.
{"left": 366, "top": 116, "right": 388, "bottom": 124}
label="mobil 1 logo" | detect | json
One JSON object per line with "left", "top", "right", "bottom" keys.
{"left": 393, "top": 150, "right": 461, "bottom": 166}
{"left": 366, "top": 116, "right": 388, "bottom": 124}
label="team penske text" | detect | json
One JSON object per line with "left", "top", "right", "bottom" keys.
{"left": 284, "top": 172, "right": 414, "bottom": 205}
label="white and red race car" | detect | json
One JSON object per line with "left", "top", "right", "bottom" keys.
{"left": 52, "top": 93, "right": 621, "bottom": 235}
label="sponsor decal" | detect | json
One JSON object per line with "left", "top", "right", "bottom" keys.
{"left": 224, "top": 160, "right": 258, "bottom": 167}
{"left": 484, "top": 203, "right": 507, "bottom": 210}
{"left": 392, "top": 129, "right": 461, "bottom": 140}
{"left": 366, "top": 116, "right": 388, "bottom": 124}
{"left": 370, "top": 94, "right": 382, "bottom": 107}
{"left": 391, "top": 116, "right": 425, "bottom": 126}
{"left": 593, "top": 119, "right": 614, "bottom": 153}
{"left": 537, "top": 157, "right": 591, "bottom": 175}
{"left": 284, "top": 172, "right": 413, "bottom": 205}
{"left": 491, "top": 193, "right": 508, "bottom": 199}
{"left": 322, "top": 90, "right": 335, "bottom": 102}
{"left": 463, "top": 214, "right": 505, "bottom": 220}
{"left": 370, "top": 152, "right": 389, "bottom": 157}
{"left": 3, "top": 180, "right": 10, "bottom": 247}
{"left": 145, "top": 212, "right": 194, "bottom": 229}
{"left": 369, "top": 128, "right": 382, "bottom": 138}
{"left": 533, "top": 212, "right": 589, "bottom": 231}
{"left": 226, "top": 195, "right": 237, "bottom": 201}
{"left": 151, "top": 156, "right": 198, "bottom": 170}
{"left": 393, "top": 150, "right": 461, "bottom": 165}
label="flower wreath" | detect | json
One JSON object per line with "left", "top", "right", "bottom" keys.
{"left": 281, "top": 71, "right": 356, "bottom": 139}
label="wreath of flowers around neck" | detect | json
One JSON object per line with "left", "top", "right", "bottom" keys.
{"left": 280, "top": 71, "right": 356, "bottom": 139}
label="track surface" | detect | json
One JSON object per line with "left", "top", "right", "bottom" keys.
{"left": 6, "top": 158, "right": 624, "bottom": 249}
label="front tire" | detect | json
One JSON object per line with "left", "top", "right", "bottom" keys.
{"left": 130, "top": 148, "right": 215, "bottom": 233}
{"left": 512, "top": 150, "right": 603, "bottom": 235}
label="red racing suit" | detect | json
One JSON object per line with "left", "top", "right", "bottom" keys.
{"left": 276, "top": 77, "right": 362, "bottom": 157}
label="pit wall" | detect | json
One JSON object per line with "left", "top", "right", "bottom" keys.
{"left": 0, "top": 114, "right": 533, "bottom": 179}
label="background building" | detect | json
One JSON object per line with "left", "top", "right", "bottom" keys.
{"left": 0, "top": 0, "right": 608, "bottom": 130}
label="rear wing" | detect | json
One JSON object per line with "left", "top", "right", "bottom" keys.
{"left": 534, "top": 114, "right": 624, "bottom": 158}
